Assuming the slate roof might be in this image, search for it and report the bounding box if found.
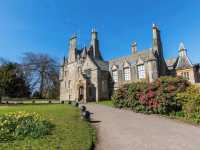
[176,56,193,69]
[176,43,193,70]
[93,59,109,71]
[166,58,178,70]
[109,48,156,66]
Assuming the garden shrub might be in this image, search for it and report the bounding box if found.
[176,85,200,123]
[0,111,54,142]
[137,84,159,113]
[112,76,189,114]
[112,84,129,108]
[153,76,189,114]
[127,82,148,112]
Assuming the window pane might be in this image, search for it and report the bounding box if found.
[113,70,118,82]
[84,69,91,79]
[124,68,131,81]
[138,65,145,79]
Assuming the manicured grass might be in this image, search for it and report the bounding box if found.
[97,100,114,107]
[0,104,96,150]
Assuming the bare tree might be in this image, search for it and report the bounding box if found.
[22,52,60,99]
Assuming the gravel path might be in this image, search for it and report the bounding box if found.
[86,103,200,150]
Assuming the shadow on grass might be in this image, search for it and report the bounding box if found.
[90,120,101,124]
[0,103,61,106]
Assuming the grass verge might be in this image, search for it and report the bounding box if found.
[97,100,114,107]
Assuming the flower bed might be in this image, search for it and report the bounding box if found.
[0,111,54,142]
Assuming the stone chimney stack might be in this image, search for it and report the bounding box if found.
[68,35,77,63]
[131,42,137,54]
[152,24,163,56]
[90,28,103,60]
[152,23,168,76]
[91,28,98,40]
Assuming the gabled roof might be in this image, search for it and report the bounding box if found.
[82,54,109,71]
[123,61,130,68]
[136,56,144,65]
[111,64,118,70]
[81,47,87,58]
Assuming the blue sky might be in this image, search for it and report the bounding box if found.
[0,0,199,63]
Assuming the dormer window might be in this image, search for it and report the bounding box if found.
[137,65,145,79]
[112,70,118,83]
[111,65,118,83]
[124,67,131,81]
[136,57,145,80]
[123,62,131,81]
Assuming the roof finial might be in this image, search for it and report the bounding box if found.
[132,41,137,46]
[92,27,96,33]
[131,41,137,54]
[152,23,159,29]
[70,32,77,39]
[179,42,186,51]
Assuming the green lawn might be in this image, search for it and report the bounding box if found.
[0,104,96,150]
[97,100,114,107]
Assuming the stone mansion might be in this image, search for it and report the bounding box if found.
[59,24,200,102]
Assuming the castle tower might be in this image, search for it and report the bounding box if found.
[90,28,103,60]
[152,24,168,76]
[68,35,77,63]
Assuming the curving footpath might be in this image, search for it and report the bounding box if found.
[86,103,200,150]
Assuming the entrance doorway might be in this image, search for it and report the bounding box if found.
[78,86,84,101]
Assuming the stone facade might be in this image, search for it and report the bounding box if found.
[60,25,200,103]
[60,30,110,103]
